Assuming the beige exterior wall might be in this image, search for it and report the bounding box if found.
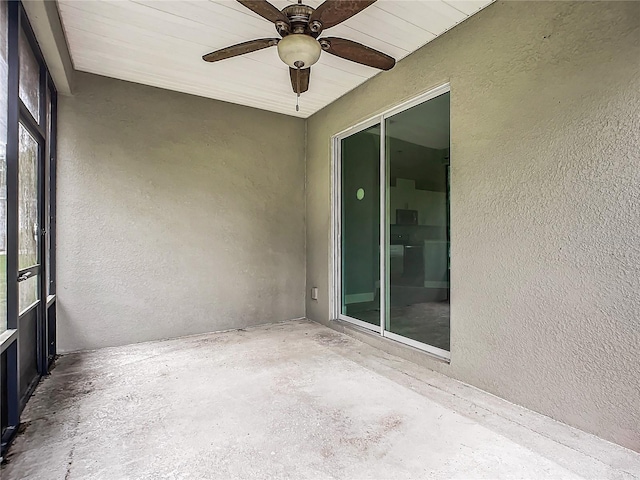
[57,73,306,352]
[305,1,640,451]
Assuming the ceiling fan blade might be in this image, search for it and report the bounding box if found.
[237,0,289,25]
[289,67,311,94]
[320,37,395,70]
[202,38,279,62]
[310,0,376,29]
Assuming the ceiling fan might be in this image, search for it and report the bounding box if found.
[202,0,396,110]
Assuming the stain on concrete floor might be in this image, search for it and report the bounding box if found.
[2,320,639,479]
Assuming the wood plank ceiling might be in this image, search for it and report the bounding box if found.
[57,0,493,118]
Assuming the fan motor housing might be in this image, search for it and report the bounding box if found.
[280,4,318,36]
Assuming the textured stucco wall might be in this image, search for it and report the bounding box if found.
[58,73,305,352]
[305,1,640,451]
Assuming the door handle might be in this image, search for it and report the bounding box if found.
[17,271,34,282]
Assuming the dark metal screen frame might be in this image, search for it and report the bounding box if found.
[0,0,57,457]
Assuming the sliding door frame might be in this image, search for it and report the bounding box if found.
[331,115,381,333]
[331,83,451,361]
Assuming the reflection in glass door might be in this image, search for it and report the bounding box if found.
[339,124,380,330]
[385,93,450,355]
[335,86,451,358]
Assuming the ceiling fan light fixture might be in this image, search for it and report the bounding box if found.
[277,34,321,69]
[202,0,395,99]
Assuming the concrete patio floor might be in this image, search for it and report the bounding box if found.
[2,319,639,479]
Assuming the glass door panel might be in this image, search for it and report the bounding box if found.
[18,275,37,312]
[18,29,39,123]
[340,124,380,328]
[385,93,451,352]
[18,123,39,313]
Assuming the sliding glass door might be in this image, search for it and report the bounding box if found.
[339,123,380,331]
[334,86,451,359]
[384,92,451,356]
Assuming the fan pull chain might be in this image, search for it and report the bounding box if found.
[296,66,301,112]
